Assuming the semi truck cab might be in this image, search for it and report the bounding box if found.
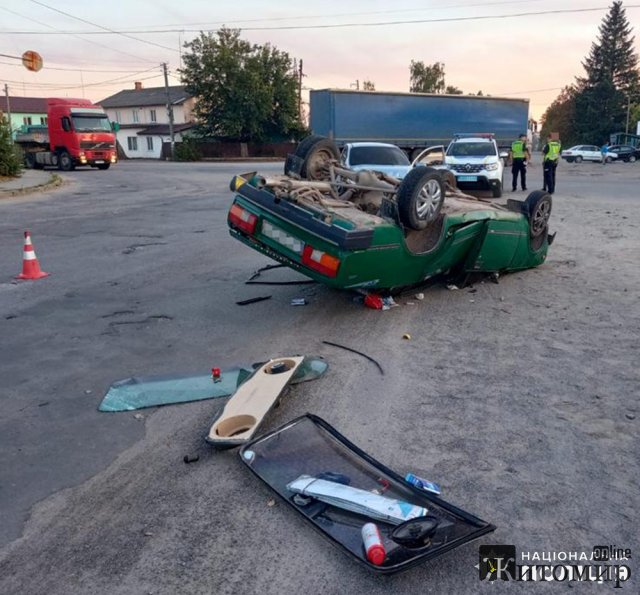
[16,98,118,171]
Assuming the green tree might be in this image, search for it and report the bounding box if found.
[0,116,22,177]
[409,61,446,93]
[540,86,578,146]
[445,85,463,95]
[572,1,639,143]
[362,80,375,91]
[180,28,305,142]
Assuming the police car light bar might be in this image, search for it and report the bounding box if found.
[453,132,495,139]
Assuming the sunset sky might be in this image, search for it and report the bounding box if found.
[1,0,639,121]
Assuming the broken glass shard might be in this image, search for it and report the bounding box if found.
[98,356,327,412]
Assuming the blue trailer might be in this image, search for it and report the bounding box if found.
[310,89,529,157]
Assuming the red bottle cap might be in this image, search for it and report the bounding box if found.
[212,367,221,379]
[367,544,386,566]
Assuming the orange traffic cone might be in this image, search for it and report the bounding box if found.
[16,231,49,280]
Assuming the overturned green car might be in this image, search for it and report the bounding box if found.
[227,136,553,291]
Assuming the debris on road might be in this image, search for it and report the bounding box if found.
[364,295,398,310]
[404,473,441,495]
[239,414,495,573]
[98,357,328,412]
[206,357,304,448]
[446,284,459,291]
[183,454,199,464]
[290,298,307,306]
[248,263,285,281]
[245,263,315,286]
[322,340,384,376]
[236,295,272,306]
[402,333,411,340]
[415,293,425,300]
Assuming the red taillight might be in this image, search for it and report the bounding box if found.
[229,204,258,234]
[302,245,341,278]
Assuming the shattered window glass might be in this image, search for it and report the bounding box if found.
[240,415,495,573]
[99,357,328,412]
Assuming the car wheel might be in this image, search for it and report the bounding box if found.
[96,163,111,170]
[574,155,583,163]
[492,180,503,198]
[628,155,636,163]
[25,153,36,169]
[605,156,613,163]
[58,151,75,171]
[523,190,552,238]
[292,135,340,181]
[565,157,574,163]
[397,167,445,230]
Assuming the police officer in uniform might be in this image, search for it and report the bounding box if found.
[542,135,561,194]
[509,133,531,191]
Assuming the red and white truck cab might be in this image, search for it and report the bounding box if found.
[15,98,118,171]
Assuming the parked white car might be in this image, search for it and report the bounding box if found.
[412,134,506,198]
[561,145,618,163]
[341,142,413,178]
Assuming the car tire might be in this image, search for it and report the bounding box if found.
[492,181,503,198]
[97,163,111,170]
[25,153,36,169]
[58,151,75,171]
[574,155,583,163]
[523,190,552,238]
[397,167,445,230]
[565,157,574,163]
[629,155,637,163]
[293,136,340,181]
[605,156,613,163]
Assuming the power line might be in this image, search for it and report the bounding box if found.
[0,60,155,74]
[0,0,547,33]
[2,71,162,91]
[28,0,179,53]
[0,6,156,64]
[210,5,640,31]
[1,4,638,33]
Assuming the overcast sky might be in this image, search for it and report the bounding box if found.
[1,0,639,120]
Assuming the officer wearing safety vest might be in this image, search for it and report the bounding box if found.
[542,135,562,194]
[509,133,531,191]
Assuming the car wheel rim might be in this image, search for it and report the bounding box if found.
[307,149,333,180]
[532,200,551,235]
[416,179,442,219]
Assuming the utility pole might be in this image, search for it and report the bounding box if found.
[298,59,303,122]
[625,94,631,135]
[162,62,175,160]
[4,84,11,135]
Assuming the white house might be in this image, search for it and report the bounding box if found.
[99,82,195,159]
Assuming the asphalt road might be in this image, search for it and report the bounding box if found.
[0,159,638,594]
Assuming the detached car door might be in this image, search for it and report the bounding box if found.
[410,146,446,168]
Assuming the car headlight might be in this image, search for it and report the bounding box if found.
[485,162,499,171]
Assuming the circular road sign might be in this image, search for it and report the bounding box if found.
[22,50,43,72]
